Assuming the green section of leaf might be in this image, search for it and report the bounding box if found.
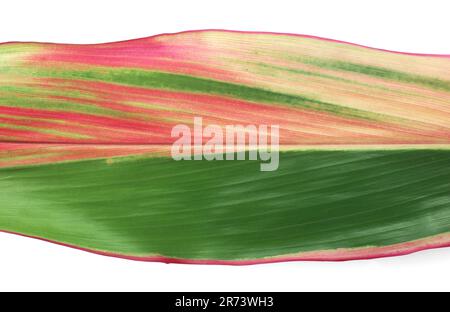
[296,56,450,92]
[0,150,449,260]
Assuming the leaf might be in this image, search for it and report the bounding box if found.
[0,30,449,263]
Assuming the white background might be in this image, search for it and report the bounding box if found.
[1,0,449,292]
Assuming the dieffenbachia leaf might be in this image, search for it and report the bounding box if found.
[0,30,449,264]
